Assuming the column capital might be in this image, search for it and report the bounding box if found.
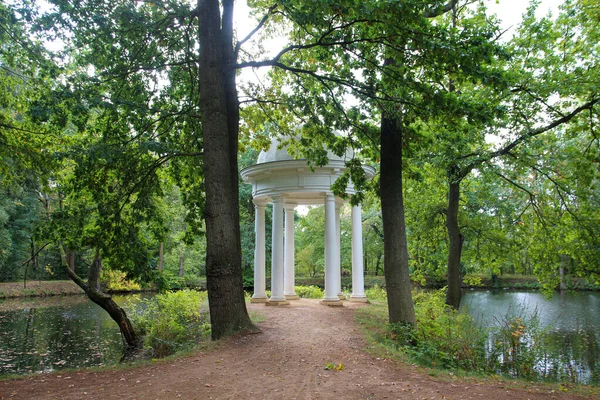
[322,192,335,201]
[253,198,268,208]
[284,202,297,211]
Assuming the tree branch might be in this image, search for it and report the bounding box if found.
[424,0,459,18]
[234,4,279,59]
[21,242,51,266]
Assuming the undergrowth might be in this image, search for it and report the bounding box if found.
[356,289,600,385]
[126,289,211,357]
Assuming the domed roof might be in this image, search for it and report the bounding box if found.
[257,134,353,164]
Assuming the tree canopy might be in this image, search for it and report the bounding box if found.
[0,0,598,345]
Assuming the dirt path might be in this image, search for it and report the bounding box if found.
[0,299,593,399]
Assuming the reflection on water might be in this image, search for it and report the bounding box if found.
[0,294,146,376]
[461,290,600,384]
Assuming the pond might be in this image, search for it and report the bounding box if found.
[0,294,148,376]
[461,290,600,384]
[1,290,599,382]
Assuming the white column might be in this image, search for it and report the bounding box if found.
[269,196,288,304]
[350,204,367,302]
[284,204,299,299]
[322,193,341,305]
[251,201,267,302]
[335,202,344,300]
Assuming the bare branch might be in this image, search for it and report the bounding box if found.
[235,3,279,59]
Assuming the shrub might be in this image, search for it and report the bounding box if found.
[365,284,387,301]
[100,269,141,292]
[462,274,483,287]
[365,288,586,383]
[295,285,324,299]
[127,289,210,357]
[407,290,487,371]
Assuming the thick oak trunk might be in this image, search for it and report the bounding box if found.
[446,179,464,309]
[198,0,254,340]
[380,114,416,326]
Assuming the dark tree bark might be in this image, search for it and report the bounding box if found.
[60,246,139,350]
[197,0,255,340]
[380,113,416,326]
[446,176,464,309]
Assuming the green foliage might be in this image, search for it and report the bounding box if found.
[402,290,487,371]
[360,288,598,383]
[127,290,210,357]
[365,284,387,302]
[488,310,546,381]
[294,285,324,299]
[100,269,141,292]
[462,275,483,288]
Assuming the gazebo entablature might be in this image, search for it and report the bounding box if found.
[241,136,375,307]
[241,159,371,206]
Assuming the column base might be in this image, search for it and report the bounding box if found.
[266,300,290,306]
[349,296,369,303]
[284,294,300,300]
[320,299,344,307]
[250,297,268,303]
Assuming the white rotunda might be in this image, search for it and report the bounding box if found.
[240,135,376,306]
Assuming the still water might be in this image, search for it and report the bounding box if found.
[1,291,599,381]
[0,294,145,376]
[461,290,600,384]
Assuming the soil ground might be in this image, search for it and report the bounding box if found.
[0,299,594,400]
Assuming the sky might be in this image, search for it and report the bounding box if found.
[230,0,566,213]
[234,0,564,39]
[232,0,565,94]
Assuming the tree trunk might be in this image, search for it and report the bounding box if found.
[158,242,164,271]
[198,0,254,340]
[380,113,416,326]
[178,246,185,277]
[30,236,38,271]
[559,254,568,291]
[59,245,139,350]
[446,178,464,309]
[375,253,382,276]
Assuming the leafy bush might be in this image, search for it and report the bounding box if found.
[127,289,210,357]
[365,284,387,301]
[295,285,324,299]
[462,274,483,287]
[100,269,141,292]
[361,288,591,383]
[154,272,206,291]
[406,290,487,371]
